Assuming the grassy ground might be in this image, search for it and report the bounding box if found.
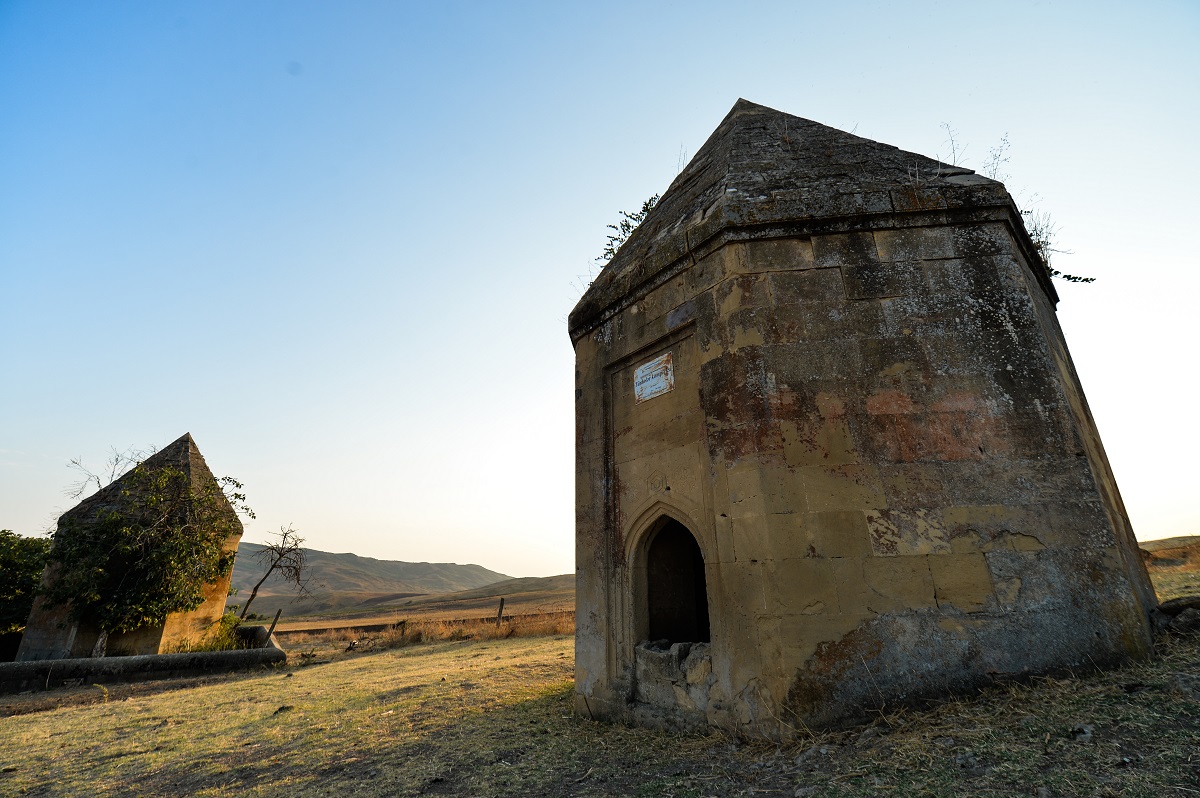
[279,611,575,656]
[1,571,1196,797]
[1152,570,1200,603]
[2,630,1198,797]
[272,592,574,633]
[1,636,577,796]
[267,576,574,632]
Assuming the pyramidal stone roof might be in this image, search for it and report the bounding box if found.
[570,99,1020,336]
[59,433,239,531]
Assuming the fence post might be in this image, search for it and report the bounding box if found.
[266,609,282,641]
[495,597,505,626]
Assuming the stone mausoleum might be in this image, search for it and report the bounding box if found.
[17,433,242,660]
[569,100,1157,735]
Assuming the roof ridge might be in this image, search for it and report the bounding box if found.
[58,433,232,524]
[570,99,1013,336]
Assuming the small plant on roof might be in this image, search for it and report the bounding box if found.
[953,125,1095,284]
[598,194,659,264]
[1022,209,1094,283]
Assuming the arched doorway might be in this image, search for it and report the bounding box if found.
[645,518,710,643]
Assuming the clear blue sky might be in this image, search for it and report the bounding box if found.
[2,1,1197,577]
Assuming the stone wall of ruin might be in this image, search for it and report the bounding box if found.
[573,210,1157,735]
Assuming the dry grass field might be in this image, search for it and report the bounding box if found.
[271,574,574,634]
[0,565,1196,797]
[1143,536,1200,603]
[280,610,576,655]
[1,636,578,796]
[2,631,1198,797]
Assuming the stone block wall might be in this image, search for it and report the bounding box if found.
[573,212,1156,735]
[17,531,241,660]
[17,433,244,661]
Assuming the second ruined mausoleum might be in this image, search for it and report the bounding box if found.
[17,433,243,660]
[569,100,1156,735]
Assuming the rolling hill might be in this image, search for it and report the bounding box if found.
[226,542,511,618]
[1142,534,1200,601]
[272,573,576,631]
[1141,534,1200,565]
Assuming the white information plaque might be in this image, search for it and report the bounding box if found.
[634,352,674,404]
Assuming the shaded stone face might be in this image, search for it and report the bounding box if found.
[570,100,1156,737]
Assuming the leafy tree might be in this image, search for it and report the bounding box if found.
[598,194,659,263]
[42,446,252,656]
[237,524,313,620]
[0,530,52,634]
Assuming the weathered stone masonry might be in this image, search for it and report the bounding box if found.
[17,433,242,661]
[569,100,1157,736]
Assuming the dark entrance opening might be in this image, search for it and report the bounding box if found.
[646,519,710,643]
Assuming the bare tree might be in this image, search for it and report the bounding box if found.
[66,445,154,499]
[238,525,312,620]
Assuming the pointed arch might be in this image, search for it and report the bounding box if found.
[646,518,710,643]
[627,505,711,645]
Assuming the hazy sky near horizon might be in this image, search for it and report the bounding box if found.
[1,1,1197,578]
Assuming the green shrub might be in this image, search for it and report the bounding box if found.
[0,530,51,634]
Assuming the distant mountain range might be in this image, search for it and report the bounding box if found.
[226,542,511,618]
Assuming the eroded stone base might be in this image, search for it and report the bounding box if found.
[631,641,715,732]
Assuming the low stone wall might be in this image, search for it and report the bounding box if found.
[0,637,285,694]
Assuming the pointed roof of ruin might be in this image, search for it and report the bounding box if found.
[570,99,1021,336]
[58,433,241,534]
